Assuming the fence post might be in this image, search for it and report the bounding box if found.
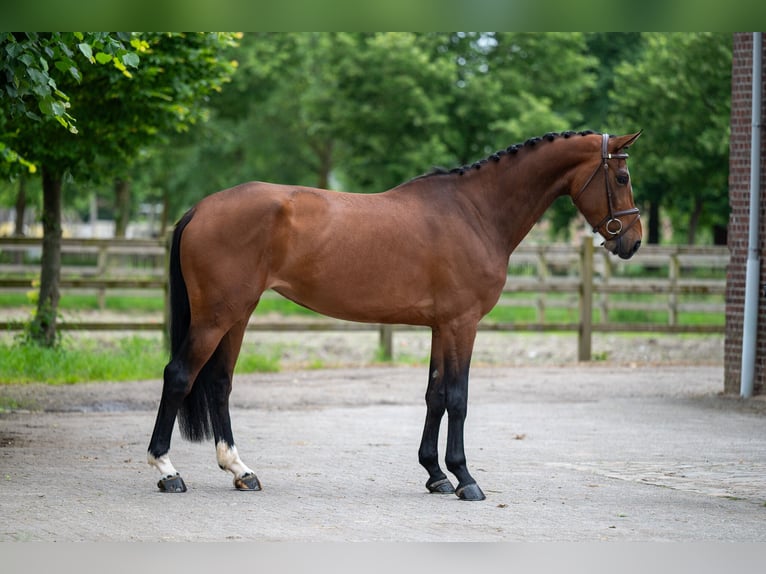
[578,236,594,361]
[599,250,612,323]
[97,243,108,310]
[537,247,548,322]
[668,251,680,326]
[379,325,393,361]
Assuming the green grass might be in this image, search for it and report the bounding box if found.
[233,344,281,374]
[0,336,168,384]
[0,336,283,385]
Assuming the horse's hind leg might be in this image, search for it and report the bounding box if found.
[207,319,261,491]
[147,327,224,492]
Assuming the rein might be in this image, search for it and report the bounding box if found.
[573,133,640,239]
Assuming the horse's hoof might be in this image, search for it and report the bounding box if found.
[234,472,261,491]
[455,482,485,501]
[426,477,456,494]
[157,473,187,493]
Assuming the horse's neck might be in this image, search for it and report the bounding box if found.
[466,149,576,256]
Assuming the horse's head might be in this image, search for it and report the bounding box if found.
[570,132,643,260]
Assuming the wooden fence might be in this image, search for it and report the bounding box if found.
[0,236,728,360]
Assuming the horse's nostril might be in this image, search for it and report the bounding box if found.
[632,240,641,254]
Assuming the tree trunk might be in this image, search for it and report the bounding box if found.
[647,200,660,244]
[114,177,131,238]
[687,197,703,244]
[315,140,333,190]
[31,167,63,347]
[160,191,170,237]
[14,174,27,237]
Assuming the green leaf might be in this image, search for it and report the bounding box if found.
[57,42,73,58]
[38,96,53,116]
[26,65,45,83]
[78,42,94,62]
[95,52,113,65]
[122,52,140,68]
[50,100,66,117]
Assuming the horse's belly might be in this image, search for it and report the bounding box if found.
[270,275,437,326]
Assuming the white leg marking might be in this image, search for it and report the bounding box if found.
[216,441,255,480]
[147,453,178,479]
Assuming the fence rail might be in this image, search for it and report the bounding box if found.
[0,236,728,360]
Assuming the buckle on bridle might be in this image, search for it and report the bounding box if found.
[605,218,623,236]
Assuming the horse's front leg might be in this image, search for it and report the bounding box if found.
[444,370,485,501]
[443,322,485,501]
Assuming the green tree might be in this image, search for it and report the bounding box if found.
[1,33,138,171]
[609,32,732,244]
[1,32,238,345]
[2,32,141,345]
[107,33,238,236]
[325,33,452,192]
[580,33,644,129]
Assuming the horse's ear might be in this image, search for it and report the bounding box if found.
[612,130,642,152]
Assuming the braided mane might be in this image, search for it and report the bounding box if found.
[412,130,598,181]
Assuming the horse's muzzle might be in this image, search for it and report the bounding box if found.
[604,237,641,260]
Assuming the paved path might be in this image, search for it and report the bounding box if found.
[1,364,765,541]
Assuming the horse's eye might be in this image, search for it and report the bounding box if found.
[616,174,629,185]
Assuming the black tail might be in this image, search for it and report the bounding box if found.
[167,208,195,359]
[165,209,214,442]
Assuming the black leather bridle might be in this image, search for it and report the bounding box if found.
[572,133,640,239]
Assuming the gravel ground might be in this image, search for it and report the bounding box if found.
[6,316,761,544]
[2,360,765,543]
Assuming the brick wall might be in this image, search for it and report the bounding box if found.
[725,33,766,394]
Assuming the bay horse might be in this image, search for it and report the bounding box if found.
[148,130,642,500]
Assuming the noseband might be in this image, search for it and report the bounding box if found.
[573,133,640,239]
